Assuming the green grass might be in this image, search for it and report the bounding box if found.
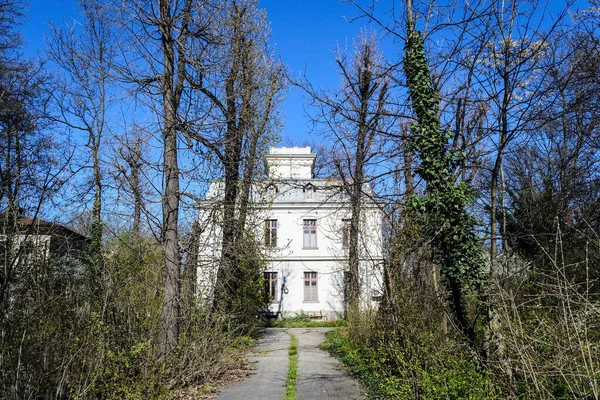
[261,312,347,328]
[269,319,344,328]
[284,330,299,400]
[320,327,391,398]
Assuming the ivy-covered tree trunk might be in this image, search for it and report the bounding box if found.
[403,9,485,345]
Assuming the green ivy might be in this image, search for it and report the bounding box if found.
[403,28,486,341]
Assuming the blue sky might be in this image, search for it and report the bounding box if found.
[21,0,585,145]
[258,0,380,143]
[22,0,386,145]
[19,0,589,224]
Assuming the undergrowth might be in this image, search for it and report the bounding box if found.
[322,327,501,399]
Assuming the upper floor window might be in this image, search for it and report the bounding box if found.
[342,219,351,249]
[264,219,277,247]
[303,219,317,248]
[264,271,278,301]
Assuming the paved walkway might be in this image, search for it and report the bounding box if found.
[215,328,364,400]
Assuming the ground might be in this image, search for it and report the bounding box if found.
[214,327,364,400]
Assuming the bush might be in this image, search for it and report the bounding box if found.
[493,254,600,399]
[0,231,248,399]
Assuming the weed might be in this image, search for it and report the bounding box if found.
[284,330,299,400]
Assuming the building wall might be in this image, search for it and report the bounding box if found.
[197,194,383,319]
[261,200,383,319]
[196,147,384,320]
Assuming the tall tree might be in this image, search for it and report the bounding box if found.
[117,0,282,349]
[191,0,284,313]
[303,30,390,320]
[403,0,485,344]
[117,0,206,354]
[47,0,117,284]
[504,24,600,279]
[473,0,570,276]
[0,0,61,308]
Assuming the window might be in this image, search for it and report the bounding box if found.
[342,219,351,249]
[264,272,278,301]
[304,271,318,301]
[264,219,277,247]
[266,184,278,201]
[304,183,315,199]
[303,219,317,248]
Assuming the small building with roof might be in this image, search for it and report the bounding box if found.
[0,214,87,266]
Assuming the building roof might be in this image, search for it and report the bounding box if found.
[204,178,377,206]
[0,214,88,241]
[201,147,378,207]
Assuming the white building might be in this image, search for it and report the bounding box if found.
[197,146,383,320]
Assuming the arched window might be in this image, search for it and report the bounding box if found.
[266,183,278,201]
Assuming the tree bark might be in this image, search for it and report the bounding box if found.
[159,0,185,354]
[215,5,245,311]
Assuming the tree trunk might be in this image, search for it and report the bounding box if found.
[159,0,181,354]
[214,4,247,312]
[402,131,414,197]
[348,143,364,321]
[182,220,201,310]
[131,155,141,235]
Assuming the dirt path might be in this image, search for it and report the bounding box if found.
[215,327,364,400]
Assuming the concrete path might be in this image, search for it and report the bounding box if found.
[292,328,363,400]
[216,328,290,400]
[215,327,364,400]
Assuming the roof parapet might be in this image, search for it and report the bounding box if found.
[264,146,316,180]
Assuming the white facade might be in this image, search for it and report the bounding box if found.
[197,146,383,320]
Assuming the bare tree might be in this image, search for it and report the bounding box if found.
[113,126,149,235]
[0,0,63,313]
[302,30,390,320]
[115,0,283,350]
[472,0,572,276]
[115,0,207,354]
[47,0,118,277]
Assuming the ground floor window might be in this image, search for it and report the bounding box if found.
[304,271,318,301]
[264,271,278,301]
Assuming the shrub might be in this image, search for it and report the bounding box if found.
[0,231,249,399]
